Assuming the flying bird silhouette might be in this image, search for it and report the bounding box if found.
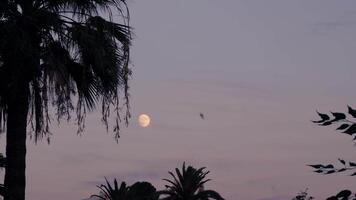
[199,113,205,120]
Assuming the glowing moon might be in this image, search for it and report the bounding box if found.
[138,114,151,127]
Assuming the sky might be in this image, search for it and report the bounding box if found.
[2,0,356,200]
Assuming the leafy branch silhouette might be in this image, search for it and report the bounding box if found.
[325,190,356,200]
[312,106,356,138]
[311,106,356,176]
[308,159,356,176]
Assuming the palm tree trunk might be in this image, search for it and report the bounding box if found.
[3,83,29,200]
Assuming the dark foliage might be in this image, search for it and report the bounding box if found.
[0,0,132,141]
[130,182,158,200]
[291,189,356,200]
[291,189,314,200]
[91,164,224,200]
[311,106,356,176]
[312,106,356,138]
[159,163,224,200]
[1,1,131,199]
[309,106,356,199]
[308,159,356,176]
[92,179,158,200]
[326,190,356,200]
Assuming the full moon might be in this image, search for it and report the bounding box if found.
[138,114,151,127]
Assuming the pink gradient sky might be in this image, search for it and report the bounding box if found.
[1,0,356,199]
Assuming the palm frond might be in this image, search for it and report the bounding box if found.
[92,178,129,200]
[0,1,17,20]
[68,22,128,93]
[33,9,65,32]
[194,190,225,200]
[43,0,128,19]
[86,16,131,43]
[0,0,131,141]
[161,163,224,200]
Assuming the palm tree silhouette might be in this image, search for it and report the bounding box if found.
[0,1,131,199]
[94,179,131,200]
[93,179,158,200]
[159,163,224,200]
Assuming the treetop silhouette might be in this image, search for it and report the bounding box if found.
[159,163,224,200]
[0,0,132,140]
[91,163,225,200]
[0,1,132,199]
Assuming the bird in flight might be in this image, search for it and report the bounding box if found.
[199,113,205,120]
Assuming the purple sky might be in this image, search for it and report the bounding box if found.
[1,1,356,200]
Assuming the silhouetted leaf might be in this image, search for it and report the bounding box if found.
[338,168,347,172]
[348,106,356,118]
[349,162,356,167]
[312,119,326,123]
[343,124,356,135]
[351,172,356,176]
[308,164,323,169]
[325,170,335,174]
[314,170,323,173]
[338,158,346,165]
[324,164,334,169]
[326,196,338,200]
[336,124,350,130]
[320,121,332,126]
[313,111,330,123]
[336,190,352,198]
[330,112,346,122]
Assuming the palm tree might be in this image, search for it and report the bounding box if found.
[93,179,158,200]
[159,163,224,200]
[0,1,131,199]
[94,179,131,200]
